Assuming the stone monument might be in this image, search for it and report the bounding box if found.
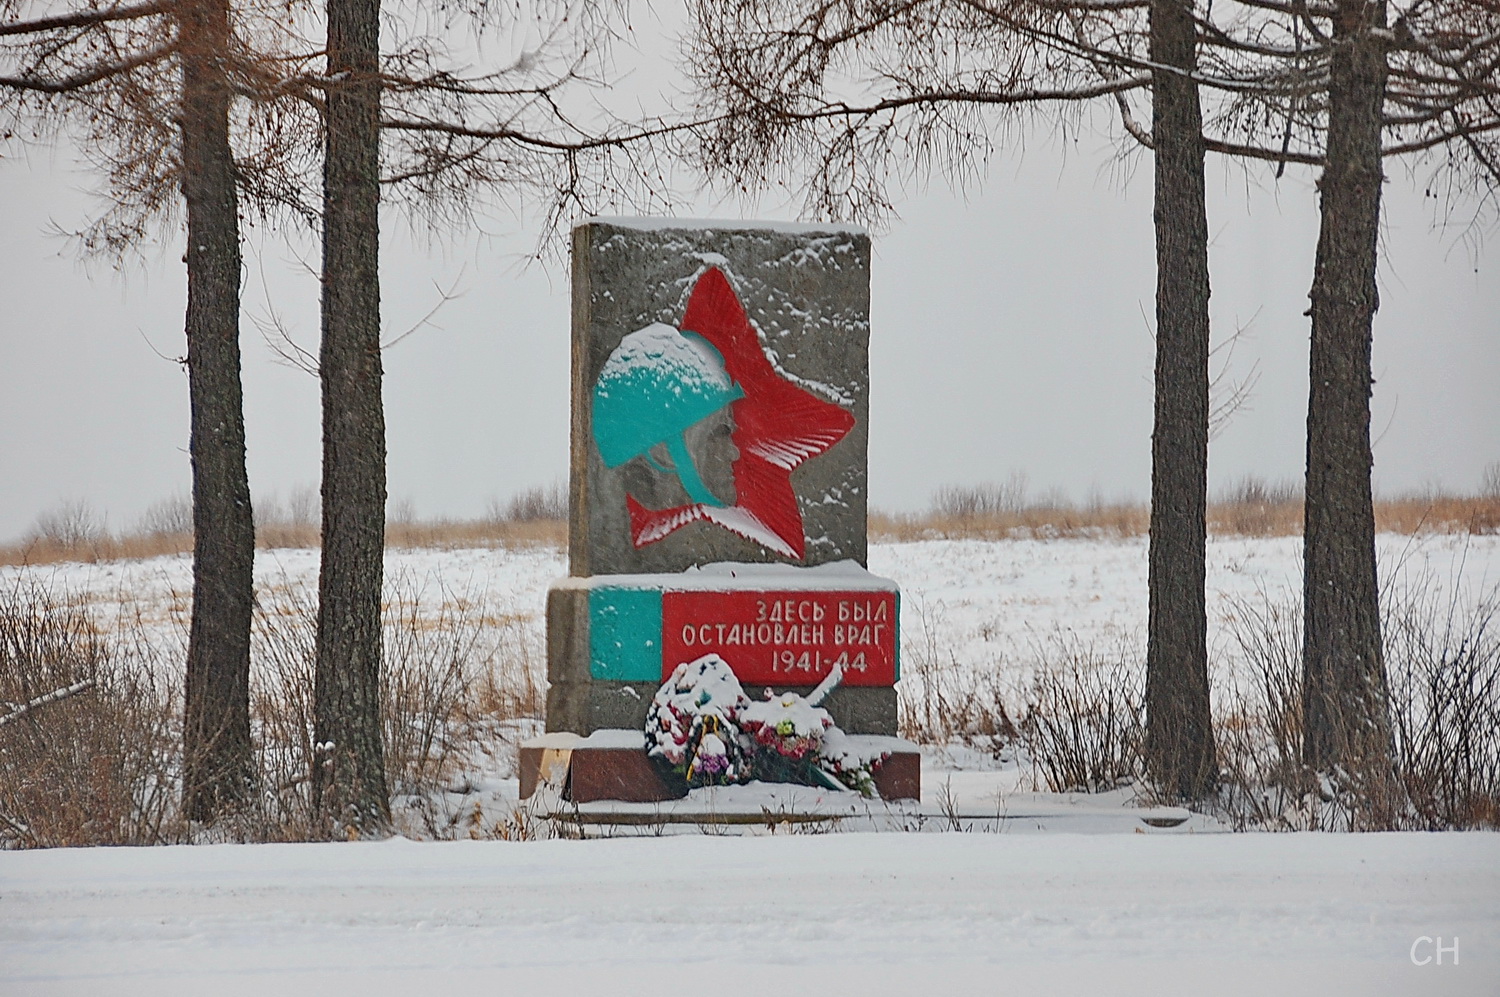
[530,217,914,805]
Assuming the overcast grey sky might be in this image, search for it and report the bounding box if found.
[1,22,1496,544]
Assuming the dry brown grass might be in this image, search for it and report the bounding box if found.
[1208,497,1304,537]
[872,504,1150,542]
[0,531,198,568]
[1375,496,1500,536]
[3,485,1495,568]
[385,518,566,550]
[0,519,567,568]
[873,493,1500,543]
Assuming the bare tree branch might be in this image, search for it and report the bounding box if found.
[0,40,173,92]
[0,0,171,37]
[0,679,95,729]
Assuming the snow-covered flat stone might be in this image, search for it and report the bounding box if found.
[545,781,1195,834]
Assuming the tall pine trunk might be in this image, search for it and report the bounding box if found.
[1302,0,1396,818]
[179,0,255,822]
[1143,0,1218,800]
[311,0,389,832]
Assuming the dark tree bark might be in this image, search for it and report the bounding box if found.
[180,0,255,822]
[1143,0,1218,801]
[1301,0,1395,807]
[311,0,390,832]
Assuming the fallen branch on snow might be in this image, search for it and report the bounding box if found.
[0,679,95,729]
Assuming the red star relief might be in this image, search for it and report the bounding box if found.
[625,267,855,558]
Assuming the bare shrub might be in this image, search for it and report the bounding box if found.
[489,482,568,523]
[388,496,418,526]
[1483,462,1500,501]
[1219,476,1301,507]
[382,588,486,796]
[286,486,319,528]
[895,609,1150,794]
[0,582,182,848]
[1215,589,1404,832]
[1,560,549,848]
[255,486,320,529]
[379,577,546,838]
[469,615,546,723]
[254,486,322,551]
[244,572,546,840]
[1215,572,1500,831]
[898,599,1017,747]
[137,492,194,537]
[881,476,1150,542]
[1021,642,1143,793]
[246,586,320,839]
[1386,574,1500,829]
[931,473,1031,520]
[29,499,107,549]
[1213,594,1316,829]
[1211,476,1302,537]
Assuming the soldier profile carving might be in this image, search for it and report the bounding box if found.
[591,267,856,559]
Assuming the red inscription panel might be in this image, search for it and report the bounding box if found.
[661,590,897,687]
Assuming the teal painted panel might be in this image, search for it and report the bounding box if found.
[589,587,664,681]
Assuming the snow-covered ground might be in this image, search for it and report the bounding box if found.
[876,531,1499,690]
[4,832,1497,995]
[3,534,1498,993]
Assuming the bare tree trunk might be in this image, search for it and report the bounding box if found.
[311,0,389,832]
[180,0,255,822]
[1143,0,1218,801]
[1302,0,1395,817]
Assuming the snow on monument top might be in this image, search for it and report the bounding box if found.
[589,215,868,236]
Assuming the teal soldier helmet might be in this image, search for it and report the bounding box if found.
[593,322,744,507]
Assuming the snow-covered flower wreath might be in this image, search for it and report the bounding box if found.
[645,654,890,796]
[645,654,752,790]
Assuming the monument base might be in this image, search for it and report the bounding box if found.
[519,730,921,803]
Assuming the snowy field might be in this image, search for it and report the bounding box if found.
[3,832,1498,995]
[12,530,1497,698]
[3,534,1498,994]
